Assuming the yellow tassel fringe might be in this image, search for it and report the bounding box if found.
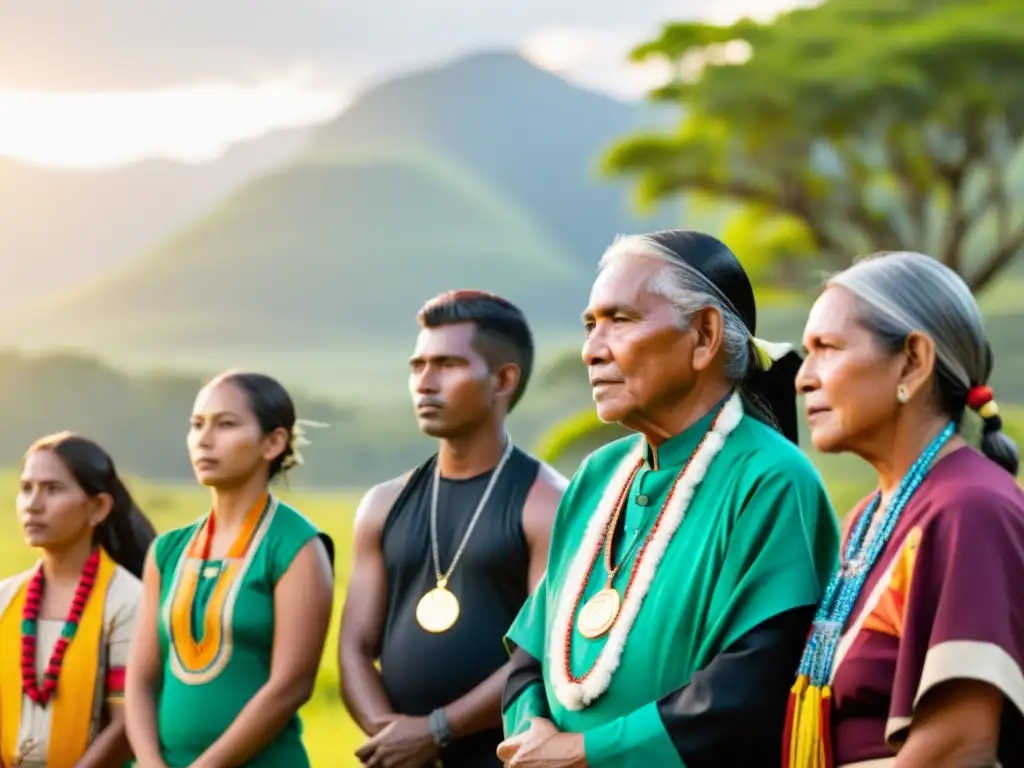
[787,675,832,768]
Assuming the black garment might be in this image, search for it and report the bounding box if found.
[501,605,816,768]
[380,447,540,767]
[502,646,550,717]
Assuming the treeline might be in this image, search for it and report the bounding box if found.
[0,349,589,487]
[7,332,1024,493]
[0,350,428,487]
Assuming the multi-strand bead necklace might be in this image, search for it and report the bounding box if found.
[784,421,955,768]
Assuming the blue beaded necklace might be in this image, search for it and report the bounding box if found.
[797,421,955,685]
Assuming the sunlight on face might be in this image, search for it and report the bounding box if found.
[408,323,494,438]
[188,380,270,489]
[798,286,904,454]
[582,258,693,426]
[17,450,99,551]
[0,79,344,169]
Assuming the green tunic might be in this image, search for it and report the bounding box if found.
[152,498,321,767]
[504,401,839,767]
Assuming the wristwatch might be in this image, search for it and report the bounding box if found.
[429,708,454,750]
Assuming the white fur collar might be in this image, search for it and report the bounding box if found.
[548,392,744,710]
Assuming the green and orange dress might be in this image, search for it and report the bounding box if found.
[153,494,326,767]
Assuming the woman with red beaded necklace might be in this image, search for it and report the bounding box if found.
[0,432,157,768]
[124,371,335,768]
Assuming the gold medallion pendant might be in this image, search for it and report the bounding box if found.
[420,437,515,635]
[416,579,461,633]
[576,587,621,639]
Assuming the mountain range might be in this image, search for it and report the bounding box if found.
[3,51,680,380]
[0,127,311,310]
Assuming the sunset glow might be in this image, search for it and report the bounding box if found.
[0,0,813,171]
[0,78,345,170]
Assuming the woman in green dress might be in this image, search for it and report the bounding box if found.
[125,371,335,768]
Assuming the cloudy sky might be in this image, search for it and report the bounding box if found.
[0,0,811,168]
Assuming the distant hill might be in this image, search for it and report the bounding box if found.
[2,51,678,377]
[11,149,583,351]
[0,348,430,486]
[0,127,312,311]
[0,347,590,487]
[312,51,680,266]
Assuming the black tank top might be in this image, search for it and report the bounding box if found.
[379,446,539,767]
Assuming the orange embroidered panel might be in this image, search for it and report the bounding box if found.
[861,527,922,639]
[167,495,271,684]
[169,560,242,673]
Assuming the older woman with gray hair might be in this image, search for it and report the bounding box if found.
[787,251,1024,768]
[497,230,840,768]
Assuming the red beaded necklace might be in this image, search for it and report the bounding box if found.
[561,414,720,684]
[21,548,101,706]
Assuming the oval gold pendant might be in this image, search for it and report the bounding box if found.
[577,587,621,639]
[416,586,460,633]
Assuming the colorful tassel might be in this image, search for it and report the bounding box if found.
[782,675,798,765]
[782,675,802,766]
[820,686,834,767]
[786,425,955,767]
[785,675,834,768]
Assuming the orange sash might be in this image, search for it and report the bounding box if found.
[0,549,116,768]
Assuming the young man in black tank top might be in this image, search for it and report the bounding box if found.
[340,290,566,768]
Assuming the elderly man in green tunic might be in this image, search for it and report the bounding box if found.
[497,230,840,768]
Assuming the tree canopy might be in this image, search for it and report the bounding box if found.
[605,0,1024,292]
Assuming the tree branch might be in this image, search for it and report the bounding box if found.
[968,220,1024,294]
[993,160,1011,244]
[883,123,931,252]
[938,110,988,272]
[963,164,1010,249]
[826,138,903,252]
[666,172,847,258]
[938,174,970,271]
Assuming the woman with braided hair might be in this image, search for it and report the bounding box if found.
[787,251,1024,767]
[0,432,155,768]
[125,371,335,768]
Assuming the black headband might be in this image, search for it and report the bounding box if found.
[646,229,802,445]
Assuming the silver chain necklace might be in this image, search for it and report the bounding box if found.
[429,434,514,587]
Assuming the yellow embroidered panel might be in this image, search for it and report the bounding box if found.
[165,496,275,685]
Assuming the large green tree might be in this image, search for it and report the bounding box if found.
[605,0,1024,292]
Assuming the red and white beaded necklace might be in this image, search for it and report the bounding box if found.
[549,392,743,711]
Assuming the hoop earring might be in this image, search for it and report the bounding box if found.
[896,385,909,404]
